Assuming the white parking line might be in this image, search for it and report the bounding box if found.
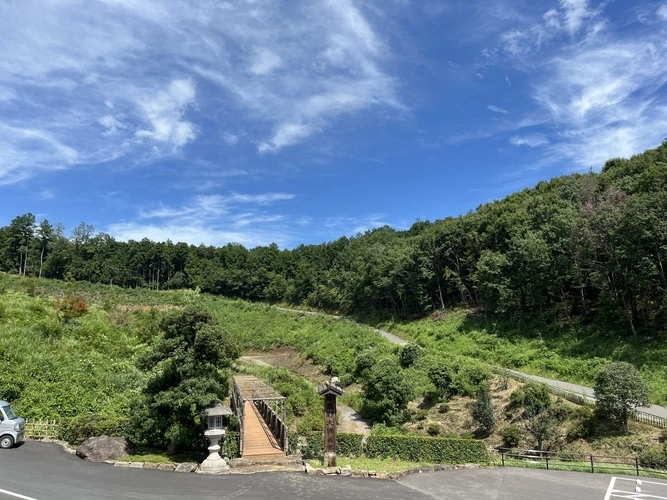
[0,488,39,500]
[604,477,667,500]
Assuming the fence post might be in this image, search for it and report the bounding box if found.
[546,456,549,470]
[636,457,640,476]
[590,454,594,474]
[501,451,505,467]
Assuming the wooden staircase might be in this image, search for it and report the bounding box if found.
[242,401,285,458]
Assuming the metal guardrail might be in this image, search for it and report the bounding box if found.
[496,448,667,477]
[494,368,667,429]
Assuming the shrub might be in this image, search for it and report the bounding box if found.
[399,343,421,368]
[640,444,667,470]
[223,431,240,458]
[365,435,489,463]
[61,414,129,445]
[470,386,495,432]
[438,403,450,414]
[55,296,88,321]
[337,433,364,457]
[522,383,552,417]
[414,409,428,421]
[427,423,441,436]
[500,425,521,448]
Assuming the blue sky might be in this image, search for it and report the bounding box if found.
[1,0,667,248]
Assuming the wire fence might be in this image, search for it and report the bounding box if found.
[25,419,61,439]
[496,448,667,478]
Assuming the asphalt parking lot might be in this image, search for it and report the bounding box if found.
[2,441,667,500]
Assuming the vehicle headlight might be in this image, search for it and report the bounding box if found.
[14,423,20,432]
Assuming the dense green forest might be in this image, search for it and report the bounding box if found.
[2,141,667,337]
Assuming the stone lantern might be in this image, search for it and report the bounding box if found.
[198,399,233,475]
[317,377,344,467]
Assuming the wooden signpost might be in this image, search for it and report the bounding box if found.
[317,378,344,467]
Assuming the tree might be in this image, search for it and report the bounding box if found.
[131,306,239,453]
[594,362,650,432]
[36,219,54,279]
[362,357,414,426]
[470,386,495,433]
[524,409,560,451]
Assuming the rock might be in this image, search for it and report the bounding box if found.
[113,461,130,468]
[128,462,144,469]
[339,466,352,477]
[175,462,197,473]
[157,463,176,471]
[76,436,136,463]
[143,463,159,470]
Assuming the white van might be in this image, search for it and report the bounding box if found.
[0,401,25,448]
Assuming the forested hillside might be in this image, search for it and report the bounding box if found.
[2,141,666,336]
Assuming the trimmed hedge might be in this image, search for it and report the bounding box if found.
[337,433,364,457]
[364,436,489,464]
[60,414,129,446]
[298,432,364,458]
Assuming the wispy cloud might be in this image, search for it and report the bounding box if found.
[487,105,508,114]
[510,133,549,147]
[114,191,297,248]
[0,0,401,184]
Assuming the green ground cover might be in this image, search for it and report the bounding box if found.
[375,310,667,405]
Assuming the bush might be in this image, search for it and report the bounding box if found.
[399,343,421,368]
[55,296,88,321]
[365,435,489,463]
[522,383,552,417]
[640,444,667,470]
[61,413,129,445]
[428,356,490,399]
[297,432,364,458]
[427,423,441,436]
[499,425,521,448]
[223,431,240,458]
[337,433,364,457]
[438,403,450,414]
[470,386,495,431]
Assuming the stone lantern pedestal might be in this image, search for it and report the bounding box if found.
[317,377,344,468]
[198,400,233,475]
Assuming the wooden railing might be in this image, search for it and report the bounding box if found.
[255,400,288,454]
[497,448,667,477]
[25,419,61,439]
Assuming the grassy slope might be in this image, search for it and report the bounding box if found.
[375,310,667,406]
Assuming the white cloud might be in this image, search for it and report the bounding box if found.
[99,115,127,135]
[532,34,667,169]
[250,49,283,75]
[510,133,549,147]
[135,79,197,148]
[499,0,603,57]
[487,105,508,114]
[222,133,238,145]
[114,191,298,247]
[0,0,401,184]
[658,4,667,20]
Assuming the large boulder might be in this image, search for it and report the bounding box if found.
[76,436,136,462]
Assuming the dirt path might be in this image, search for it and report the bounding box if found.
[237,353,371,437]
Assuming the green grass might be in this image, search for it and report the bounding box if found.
[308,457,435,473]
[117,447,206,464]
[495,457,667,479]
[374,310,667,405]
